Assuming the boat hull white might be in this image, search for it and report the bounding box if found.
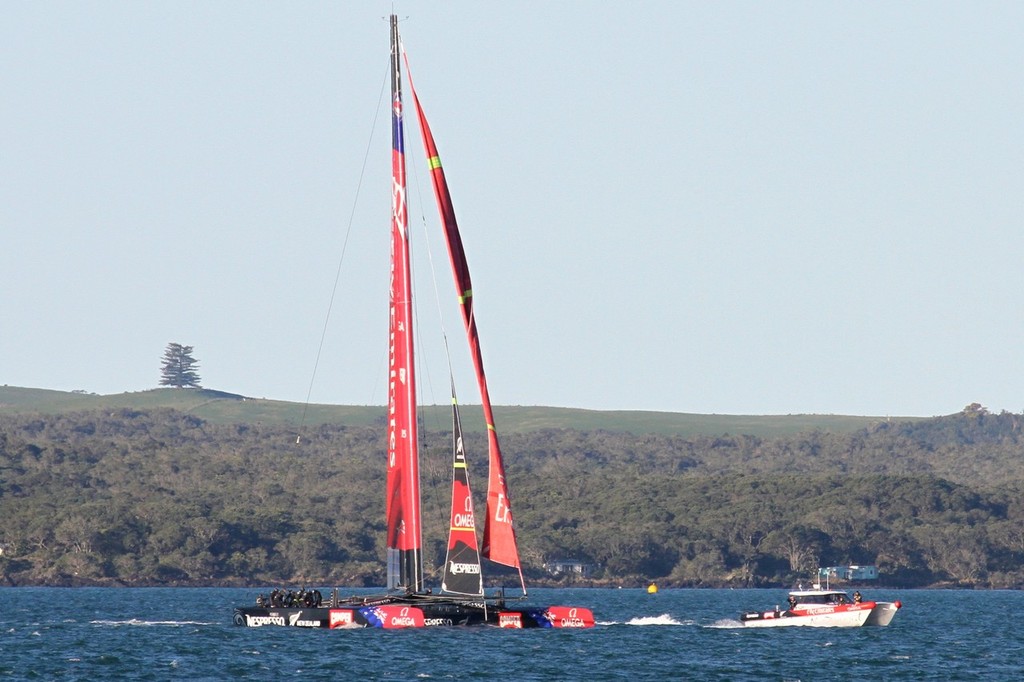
[741,590,902,628]
[864,601,900,626]
[742,604,873,628]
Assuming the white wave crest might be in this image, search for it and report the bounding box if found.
[91,619,215,627]
[705,619,744,629]
[625,614,686,626]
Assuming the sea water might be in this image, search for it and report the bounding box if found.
[0,587,1020,680]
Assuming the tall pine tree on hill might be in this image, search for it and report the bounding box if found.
[159,343,201,388]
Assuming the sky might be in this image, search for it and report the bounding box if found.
[2,1,1022,417]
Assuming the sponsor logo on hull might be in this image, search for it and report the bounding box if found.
[330,609,356,629]
[548,606,595,628]
[802,603,870,617]
[499,612,523,629]
[360,605,426,629]
[288,611,322,627]
[246,615,286,627]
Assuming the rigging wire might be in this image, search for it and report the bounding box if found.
[295,64,390,444]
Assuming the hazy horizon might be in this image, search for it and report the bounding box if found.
[3,1,1022,418]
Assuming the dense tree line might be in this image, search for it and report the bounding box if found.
[1,405,1023,588]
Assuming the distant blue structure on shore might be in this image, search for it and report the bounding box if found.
[819,565,879,581]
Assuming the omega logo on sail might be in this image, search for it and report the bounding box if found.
[454,496,475,528]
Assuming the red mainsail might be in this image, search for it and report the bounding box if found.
[405,64,523,577]
[385,16,423,593]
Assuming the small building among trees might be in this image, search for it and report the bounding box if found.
[159,342,201,388]
[543,559,595,578]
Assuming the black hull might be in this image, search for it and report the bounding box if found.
[234,593,594,629]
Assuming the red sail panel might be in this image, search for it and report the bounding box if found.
[440,387,484,596]
[385,16,423,592]
[405,64,521,572]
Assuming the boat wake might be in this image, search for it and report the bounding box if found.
[91,619,215,627]
[705,619,744,629]
[619,614,688,626]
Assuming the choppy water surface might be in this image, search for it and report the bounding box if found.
[1,587,1020,680]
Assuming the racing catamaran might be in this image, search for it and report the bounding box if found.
[234,15,594,630]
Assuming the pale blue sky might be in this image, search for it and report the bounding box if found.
[2,1,1022,417]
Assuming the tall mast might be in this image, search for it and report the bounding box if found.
[384,14,423,593]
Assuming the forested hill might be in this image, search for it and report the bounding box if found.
[2,393,1022,589]
[0,386,896,436]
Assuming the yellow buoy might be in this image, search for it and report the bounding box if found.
[647,583,658,594]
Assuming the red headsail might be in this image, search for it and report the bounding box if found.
[405,63,523,578]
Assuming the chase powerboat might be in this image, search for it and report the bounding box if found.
[740,587,901,628]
